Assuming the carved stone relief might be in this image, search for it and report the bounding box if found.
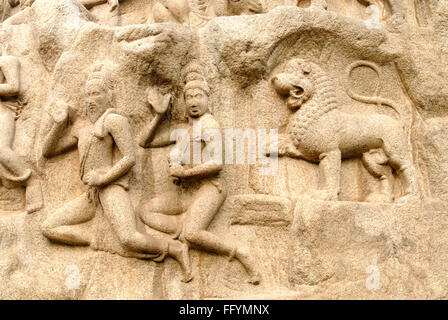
[0,0,447,300]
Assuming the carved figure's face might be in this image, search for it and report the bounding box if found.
[271,70,314,111]
[86,80,109,123]
[185,88,209,118]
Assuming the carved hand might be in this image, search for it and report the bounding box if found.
[277,142,289,157]
[147,87,172,114]
[85,170,106,187]
[169,163,186,178]
[265,133,289,157]
[50,102,72,124]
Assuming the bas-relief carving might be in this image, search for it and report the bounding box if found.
[270,58,419,203]
[0,56,43,214]
[136,64,260,284]
[0,0,447,299]
[79,0,266,26]
[78,0,331,26]
[41,63,192,281]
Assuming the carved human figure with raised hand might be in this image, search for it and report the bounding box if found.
[41,63,191,281]
[137,64,260,284]
[0,55,43,213]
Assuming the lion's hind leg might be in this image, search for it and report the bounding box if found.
[362,149,393,203]
[382,135,420,201]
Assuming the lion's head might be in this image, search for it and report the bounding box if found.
[270,58,338,146]
[271,59,316,111]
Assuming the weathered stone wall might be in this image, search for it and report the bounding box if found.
[0,0,447,299]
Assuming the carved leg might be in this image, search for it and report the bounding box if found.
[397,165,420,200]
[0,109,31,180]
[25,174,44,214]
[362,149,393,203]
[308,149,341,201]
[0,147,31,180]
[382,138,420,201]
[100,185,192,281]
[139,211,181,238]
[100,185,168,255]
[183,182,260,284]
[42,193,95,246]
[138,190,186,215]
[137,190,185,237]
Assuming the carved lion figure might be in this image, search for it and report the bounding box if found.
[271,58,420,202]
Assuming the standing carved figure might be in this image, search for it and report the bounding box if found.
[270,58,420,202]
[137,64,260,284]
[41,63,191,281]
[0,56,43,213]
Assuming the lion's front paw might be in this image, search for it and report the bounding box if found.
[306,189,338,202]
[265,134,289,157]
[277,143,290,157]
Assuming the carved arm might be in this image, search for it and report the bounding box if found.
[137,113,166,148]
[98,114,136,186]
[180,161,223,179]
[138,89,173,148]
[0,56,20,97]
[42,106,78,158]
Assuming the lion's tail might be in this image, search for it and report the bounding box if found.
[346,60,402,118]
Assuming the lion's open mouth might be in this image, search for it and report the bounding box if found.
[291,86,304,98]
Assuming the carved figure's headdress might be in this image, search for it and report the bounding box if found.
[85,62,116,111]
[86,63,114,91]
[183,62,210,96]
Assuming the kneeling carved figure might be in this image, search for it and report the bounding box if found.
[270,58,420,203]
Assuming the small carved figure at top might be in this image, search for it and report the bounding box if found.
[80,0,119,12]
[79,0,121,26]
[151,0,264,26]
[151,0,191,25]
[0,55,43,213]
[41,63,192,281]
[270,58,420,203]
[136,63,261,284]
[308,0,327,11]
[208,0,264,16]
[294,0,327,10]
